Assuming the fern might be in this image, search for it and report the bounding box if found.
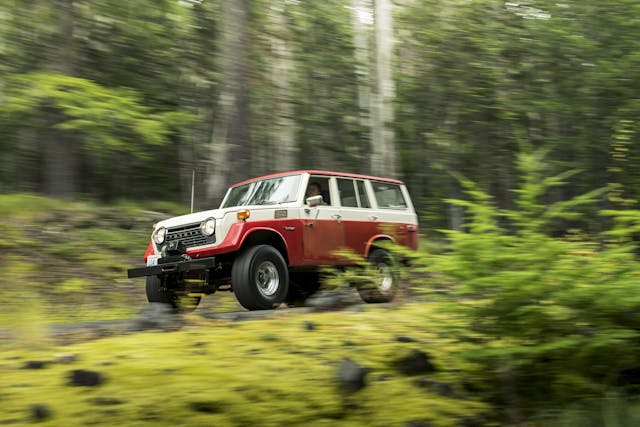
[414,148,640,420]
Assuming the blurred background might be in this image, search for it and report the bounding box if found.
[1,0,638,233]
[2,2,640,425]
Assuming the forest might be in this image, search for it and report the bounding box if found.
[2,0,639,233]
[2,1,640,425]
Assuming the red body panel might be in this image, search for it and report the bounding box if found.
[141,170,418,266]
[302,219,345,264]
[144,219,417,265]
[185,220,304,264]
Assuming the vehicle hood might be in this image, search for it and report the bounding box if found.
[155,208,229,229]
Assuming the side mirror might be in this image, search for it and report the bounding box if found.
[306,195,323,207]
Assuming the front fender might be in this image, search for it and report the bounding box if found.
[143,240,155,264]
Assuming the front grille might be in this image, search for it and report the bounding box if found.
[165,223,215,249]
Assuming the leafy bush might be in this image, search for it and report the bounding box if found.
[414,149,640,421]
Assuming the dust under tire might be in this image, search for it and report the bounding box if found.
[358,248,397,303]
[285,272,322,307]
[232,245,289,310]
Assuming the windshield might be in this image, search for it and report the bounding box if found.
[221,174,302,208]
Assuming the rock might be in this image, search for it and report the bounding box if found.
[88,397,126,406]
[131,303,183,331]
[306,289,361,310]
[394,349,436,375]
[259,333,279,342]
[189,401,223,414]
[53,354,78,364]
[304,321,316,331]
[376,373,392,382]
[29,404,52,422]
[337,359,367,392]
[22,361,48,369]
[395,335,417,343]
[414,378,456,397]
[68,369,104,387]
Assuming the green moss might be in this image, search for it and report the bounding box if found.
[0,305,489,426]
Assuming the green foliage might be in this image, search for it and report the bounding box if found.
[1,72,193,159]
[536,393,640,427]
[395,0,640,232]
[414,149,640,419]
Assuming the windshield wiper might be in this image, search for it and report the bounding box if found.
[254,200,280,205]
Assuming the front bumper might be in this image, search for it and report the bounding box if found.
[127,257,217,278]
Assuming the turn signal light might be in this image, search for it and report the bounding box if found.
[237,209,250,221]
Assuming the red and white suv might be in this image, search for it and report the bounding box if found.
[128,170,418,310]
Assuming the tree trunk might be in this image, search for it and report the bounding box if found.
[43,113,77,197]
[351,0,373,173]
[206,0,250,204]
[268,2,296,172]
[370,0,397,177]
[42,0,77,197]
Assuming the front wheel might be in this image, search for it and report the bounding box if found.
[232,245,289,310]
[357,248,397,303]
[145,275,201,312]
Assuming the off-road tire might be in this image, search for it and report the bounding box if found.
[358,248,397,303]
[145,275,201,312]
[146,276,173,304]
[232,245,289,310]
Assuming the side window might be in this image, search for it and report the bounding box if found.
[337,178,358,207]
[306,176,332,205]
[356,180,371,208]
[372,181,407,209]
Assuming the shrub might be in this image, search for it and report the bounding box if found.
[414,149,640,421]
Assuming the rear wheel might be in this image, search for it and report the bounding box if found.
[357,248,397,303]
[232,245,289,310]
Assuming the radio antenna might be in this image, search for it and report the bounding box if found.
[190,169,195,213]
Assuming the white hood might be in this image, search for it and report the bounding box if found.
[155,208,229,229]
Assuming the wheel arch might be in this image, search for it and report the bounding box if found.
[239,228,290,264]
[365,235,395,258]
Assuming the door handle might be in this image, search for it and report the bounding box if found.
[331,214,342,220]
[368,215,378,221]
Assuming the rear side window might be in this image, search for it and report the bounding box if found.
[337,178,358,207]
[372,182,407,209]
[356,180,371,208]
[338,178,372,208]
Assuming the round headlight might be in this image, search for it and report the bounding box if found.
[153,226,167,245]
[200,218,216,236]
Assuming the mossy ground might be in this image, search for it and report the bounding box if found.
[0,193,184,325]
[1,304,488,426]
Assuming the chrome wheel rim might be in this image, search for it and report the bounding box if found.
[256,261,280,297]
[378,264,394,292]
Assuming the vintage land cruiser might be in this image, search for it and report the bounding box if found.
[127,170,418,310]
